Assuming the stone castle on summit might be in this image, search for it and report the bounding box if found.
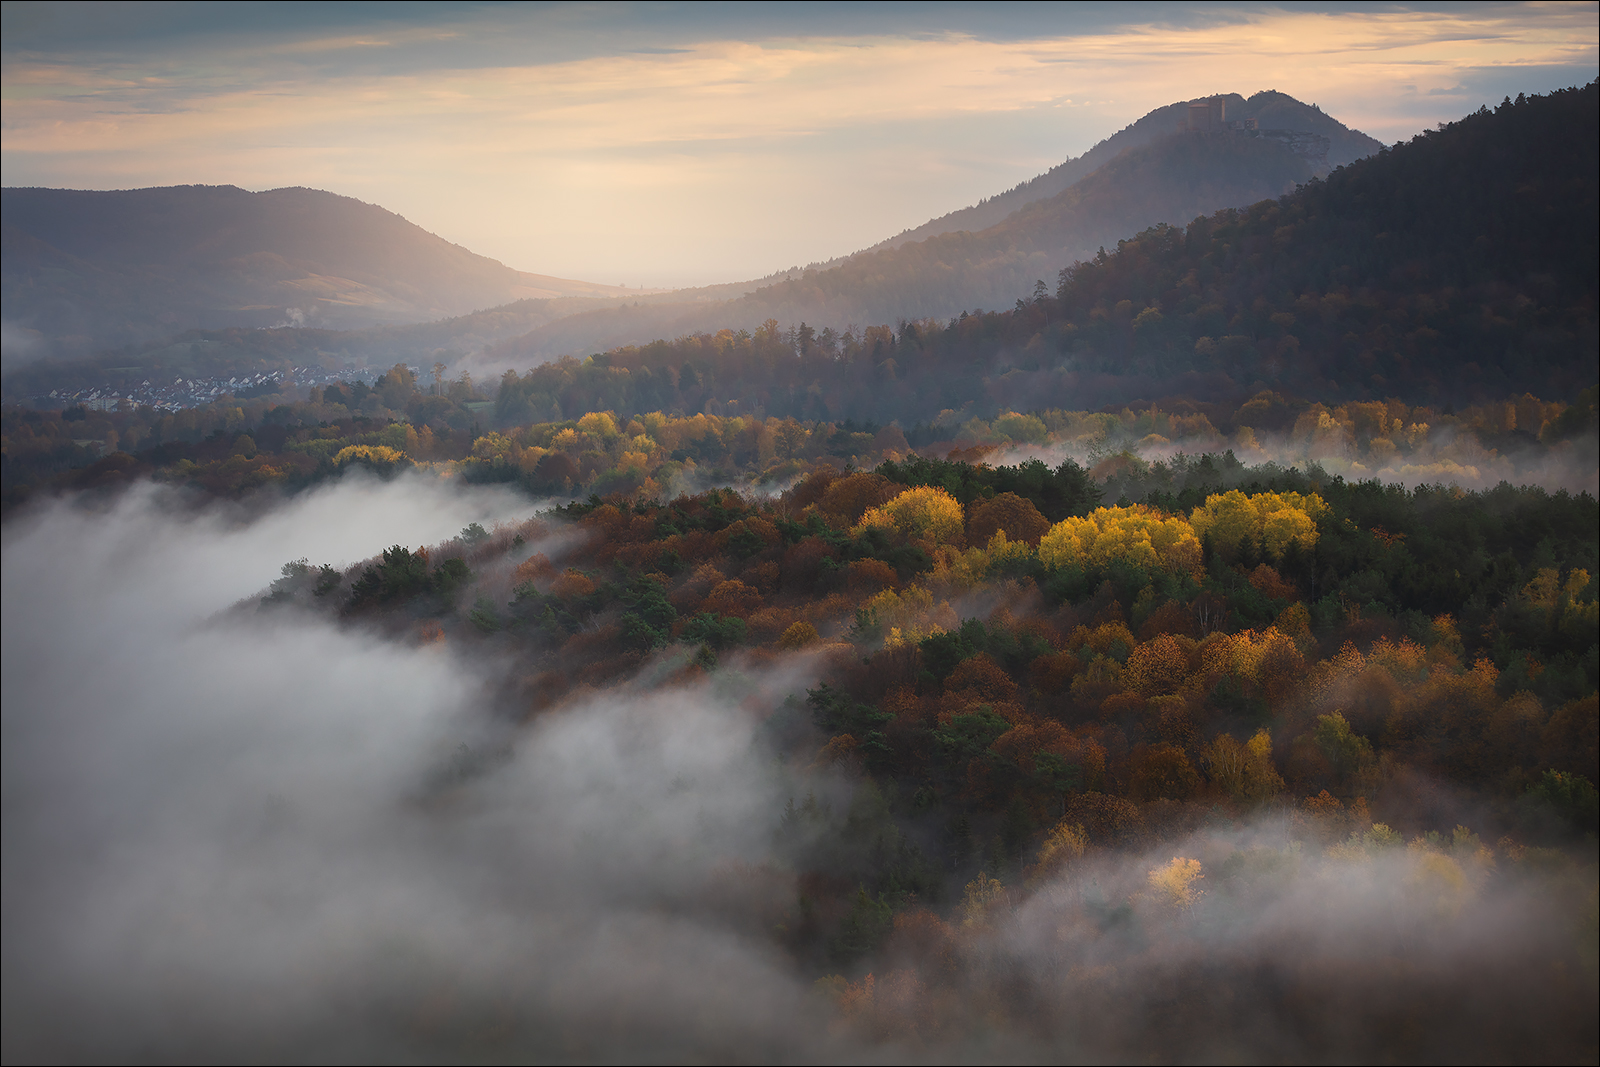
[1185,96,1330,166]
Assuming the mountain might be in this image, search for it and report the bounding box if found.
[1,184,645,362]
[0,90,1390,392]
[482,112,1350,368]
[481,83,1598,425]
[856,90,1383,256]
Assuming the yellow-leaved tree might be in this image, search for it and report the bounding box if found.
[576,410,620,441]
[854,486,965,544]
[1027,821,1088,886]
[1202,728,1285,801]
[1147,857,1205,910]
[332,445,411,472]
[1189,489,1326,561]
[959,871,1006,927]
[949,530,1037,587]
[1037,505,1202,576]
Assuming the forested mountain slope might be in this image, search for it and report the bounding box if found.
[1045,83,1598,398]
[491,126,1340,365]
[1,184,641,361]
[485,85,1597,421]
[1,91,1381,390]
[860,90,1382,256]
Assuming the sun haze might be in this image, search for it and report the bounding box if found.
[3,2,1594,287]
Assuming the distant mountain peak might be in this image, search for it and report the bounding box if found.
[1,184,641,363]
[850,90,1382,259]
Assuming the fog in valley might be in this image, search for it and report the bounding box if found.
[3,477,1592,1061]
[994,428,1600,499]
[2,478,826,1059]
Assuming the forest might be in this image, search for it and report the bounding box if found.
[484,84,1596,414]
[237,443,1597,1055]
[7,349,1590,1055]
[3,371,1593,511]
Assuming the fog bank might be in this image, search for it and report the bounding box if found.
[1,481,841,1061]
[3,479,1594,1062]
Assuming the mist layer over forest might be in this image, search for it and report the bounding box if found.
[3,463,1595,1061]
[1,480,816,1060]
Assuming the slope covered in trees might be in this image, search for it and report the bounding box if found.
[228,444,1597,1057]
[491,125,1337,362]
[859,89,1382,256]
[1,184,643,360]
[0,91,1385,394]
[1049,85,1598,396]
[486,84,1597,415]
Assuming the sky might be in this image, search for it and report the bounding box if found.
[2,2,1596,288]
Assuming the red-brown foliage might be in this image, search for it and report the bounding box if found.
[702,579,762,618]
[1138,599,1198,640]
[1029,650,1082,696]
[818,472,897,523]
[846,558,898,595]
[944,653,1020,704]
[965,491,1050,547]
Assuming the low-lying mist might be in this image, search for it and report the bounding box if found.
[2,479,833,1061]
[3,479,1594,1062]
[982,428,1597,498]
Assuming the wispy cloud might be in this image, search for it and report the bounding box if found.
[2,4,1594,286]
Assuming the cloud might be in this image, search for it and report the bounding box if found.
[0,320,48,370]
[0,479,831,1059]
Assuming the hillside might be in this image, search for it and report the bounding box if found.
[1,184,644,362]
[1041,84,1599,399]
[3,121,1343,397]
[859,90,1383,256]
[477,84,1597,422]
[485,124,1334,366]
[1,91,1382,388]
[559,90,1382,312]
[476,91,1381,366]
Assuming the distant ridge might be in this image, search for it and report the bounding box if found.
[1,184,648,362]
[852,90,1382,257]
[477,84,1598,424]
[1,91,1387,383]
[485,111,1346,364]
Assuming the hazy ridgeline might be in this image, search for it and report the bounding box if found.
[2,87,1376,376]
[2,472,1594,1062]
[8,86,1591,414]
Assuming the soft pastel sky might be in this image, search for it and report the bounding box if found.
[2,2,1595,287]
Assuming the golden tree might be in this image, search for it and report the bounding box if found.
[855,486,965,545]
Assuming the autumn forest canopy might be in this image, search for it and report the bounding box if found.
[228,438,1597,1056]
[2,82,1597,1063]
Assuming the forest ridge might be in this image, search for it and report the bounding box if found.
[10,85,1592,422]
[1,185,650,361]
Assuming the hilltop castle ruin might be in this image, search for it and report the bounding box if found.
[1185,96,1330,166]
